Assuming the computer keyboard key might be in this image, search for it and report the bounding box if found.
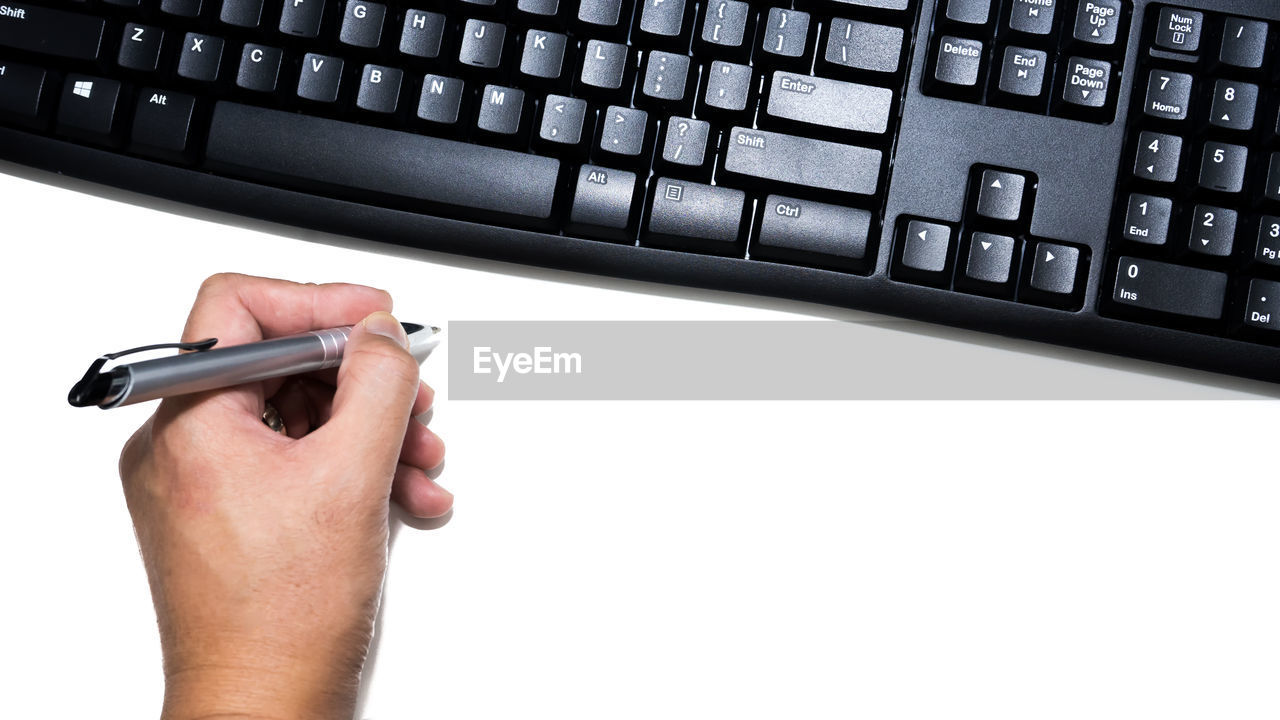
[1143,70,1191,121]
[460,20,505,69]
[340,1,385,48]
[521,31,567,80]
[760,8,810,60]
[765,72,892,135]
[964,232,1015,285]
[568,165,637,240]
[1219,17,1267,69]
[0,4,105,61]
[1112,257,1227,320]
[824,20,903,74]
[1256,217,1280,267]
[179,34,224,83]
[579,0,625,28]
[517,0,558,16]
[1134,131,1181,183]
[0,62,48,127]
[357,65,402,113]
[1008,0,1055,35]
[1188,205,1236,257]
[418,75,464,124]
[1028,242,1078,296]
[1244,280,1280,331]
[962,230,1013,284]
[724,127,881,196]
[944,0,989,25]
[975,169,1026,222]
[646,178,745,252]
[401,11,445,58]
[57,75,121,144]
[205,102,561,223]
[600,106,647,157]
[997,47,1047,97]
[1073,0,1121,46]
[298,54,344,103]
[161,0,203,17]
[701,0,749,49]
[1199,142,1247,193]
[237,45,282,93]
[477,85,524,135]
[756,195,871,270]
[703,61,751,112]
[1209,81,1257,132]
[901,220,952,274]
[1268,154,1280,203]
[221,0,265,28]
[1154,7,1202,53]
[1122,194,1172,245]
[280,0,326,38]
[661,116,709,167]
[934,36,983,89]
[642,52,690,103]
[119,25,164,73]
[580,40,628,91]
[1062,57,1109,108]
[835,0,909,9]
[539,95,586,145]
[131,89,195,161]
[639,0,687,38]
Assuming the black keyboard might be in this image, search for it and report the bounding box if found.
[4,0,1280,382]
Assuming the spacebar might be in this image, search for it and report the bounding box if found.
[204,102,560,223]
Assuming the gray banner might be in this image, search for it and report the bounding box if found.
[445,321,1277,400]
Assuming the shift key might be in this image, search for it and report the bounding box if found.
[0,3,105,61]
[724,127,881,195]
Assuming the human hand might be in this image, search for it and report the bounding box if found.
[117,273,450,720]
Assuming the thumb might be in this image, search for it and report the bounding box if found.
[320,312,421,472]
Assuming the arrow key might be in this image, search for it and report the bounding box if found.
[1209,80,1257,132]
[1133,131,1182,184]
[895,219,954,285]
[961,232,1016,291]
[975,168,1028,222]
[1027,241,1082,304]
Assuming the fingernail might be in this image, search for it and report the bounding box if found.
[362,311,409,349]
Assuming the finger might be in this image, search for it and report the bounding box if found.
[412,382,435,417]
[269,379,318,439]
[391,463,454,519]
[399,420,445,471]
[182,273,392,346]
[309,312,421,484]
[178,274,392,414]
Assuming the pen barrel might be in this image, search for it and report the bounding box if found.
[108,328,351,408]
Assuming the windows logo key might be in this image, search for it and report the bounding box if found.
[72,81,93,99]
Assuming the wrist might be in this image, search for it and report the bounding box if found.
[160,639,366,720]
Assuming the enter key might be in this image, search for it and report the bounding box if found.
[765,71,893,135]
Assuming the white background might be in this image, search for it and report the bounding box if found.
[3,165,1278,718]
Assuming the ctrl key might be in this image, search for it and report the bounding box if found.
[0,61,50,128]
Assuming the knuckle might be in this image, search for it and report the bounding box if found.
[197,272,240,295]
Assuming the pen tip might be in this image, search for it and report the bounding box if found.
[430,326,442,334]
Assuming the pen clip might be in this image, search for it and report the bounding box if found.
[68,338,218,408]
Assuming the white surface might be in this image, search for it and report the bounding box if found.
[2,166,1278,718]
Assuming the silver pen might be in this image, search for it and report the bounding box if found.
[69,323,441,409]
